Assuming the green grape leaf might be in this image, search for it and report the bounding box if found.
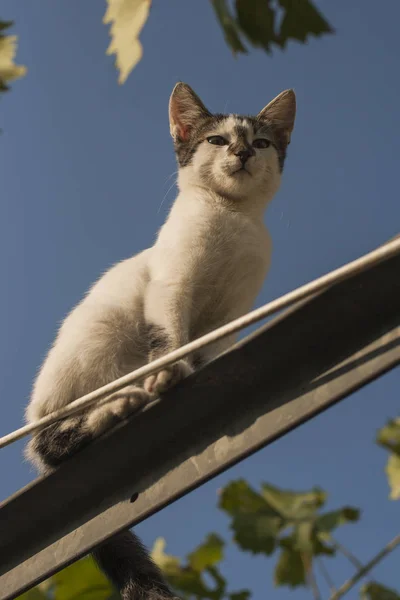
[276,0,334,48]
[211,0,247,55]
[51,556,117,600]
[235,0,276,53]
[261,482,326,520]
[316,506,360,535]
[360,582,400,600]
[275,539,307,588]
[188,534,225,572]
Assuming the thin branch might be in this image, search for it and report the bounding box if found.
[300,553,321,600]
[328,534,364,570]
[309,568,321,600]
[316,556,337,595]
[328,533,400,600]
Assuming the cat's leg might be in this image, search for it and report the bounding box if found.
[143,282,194,397]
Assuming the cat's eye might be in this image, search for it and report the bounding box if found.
[253,138,271,149]
[207,135,228,146]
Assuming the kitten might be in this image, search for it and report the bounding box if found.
[25,82,296,600]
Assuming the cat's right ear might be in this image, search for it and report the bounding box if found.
[169,82,211,142]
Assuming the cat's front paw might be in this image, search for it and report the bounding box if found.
[86,385,150,435]
[144,360,193,397]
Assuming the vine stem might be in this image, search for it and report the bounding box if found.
[328,533,400,600]
[316,556,337,595]
[327,534,364,570]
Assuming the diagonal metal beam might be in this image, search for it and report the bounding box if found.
[0,245,399,600]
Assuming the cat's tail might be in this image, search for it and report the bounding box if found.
[25,415,94,470]
[27,419,177,600]
[93,530,176,600]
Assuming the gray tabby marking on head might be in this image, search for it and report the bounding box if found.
[169,83,296,171]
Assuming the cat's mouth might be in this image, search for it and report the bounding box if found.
[231,165,251,176]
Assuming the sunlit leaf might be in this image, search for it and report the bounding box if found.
[51,556,117,600]
[360,582,400,600]
[103,0,151,84]
[235,0,276,53]
[0,21,27,93]
[211,0,247,55]
[386,454,400,500]
[316,507,360,535]
[261,483,326,520]
[377,419,400,454]
[276,0,334,48]
[152,537,226,600]
[152,537,181,575]
[188,534,224,572]
[377,419,400,500]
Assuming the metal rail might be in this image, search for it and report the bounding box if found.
[0,244,399,600]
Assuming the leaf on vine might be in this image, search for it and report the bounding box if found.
[103,0,151,84]
[219,480,270,514]
[386,454,400,500]
[0,21,27,93]
[275,538,307,587]
[261,482,326,520]
[360,582,400,600]
[276,0,334,48]
[211,0,247,55]
[51,556,118,600]
[229,592,252,600]
[377,418,400,500]
[188,533,225,572]
[219,480,282,555]
[316,506,360,535]
[152,537,227,600]
[17,589,48,600]
[235,0,276,53]
[377,419,400,454]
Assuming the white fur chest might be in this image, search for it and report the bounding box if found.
[153,190,272,338]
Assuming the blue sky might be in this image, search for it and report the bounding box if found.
[1,1,399,598]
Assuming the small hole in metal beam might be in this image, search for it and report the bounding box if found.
[130,492,139,503]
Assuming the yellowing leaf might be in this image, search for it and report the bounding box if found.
[103,0,151,84]
[0,21,27,92]
[377,418,400,500]
[386,454,400,500]
[377,418,400,454]
[151,538,181,575]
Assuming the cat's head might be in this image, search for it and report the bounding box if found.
[169,82,296,203]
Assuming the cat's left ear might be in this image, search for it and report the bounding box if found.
[257,89,296,144]
[169,82,211,142]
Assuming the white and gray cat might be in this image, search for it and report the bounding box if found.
[26,82,296,600]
